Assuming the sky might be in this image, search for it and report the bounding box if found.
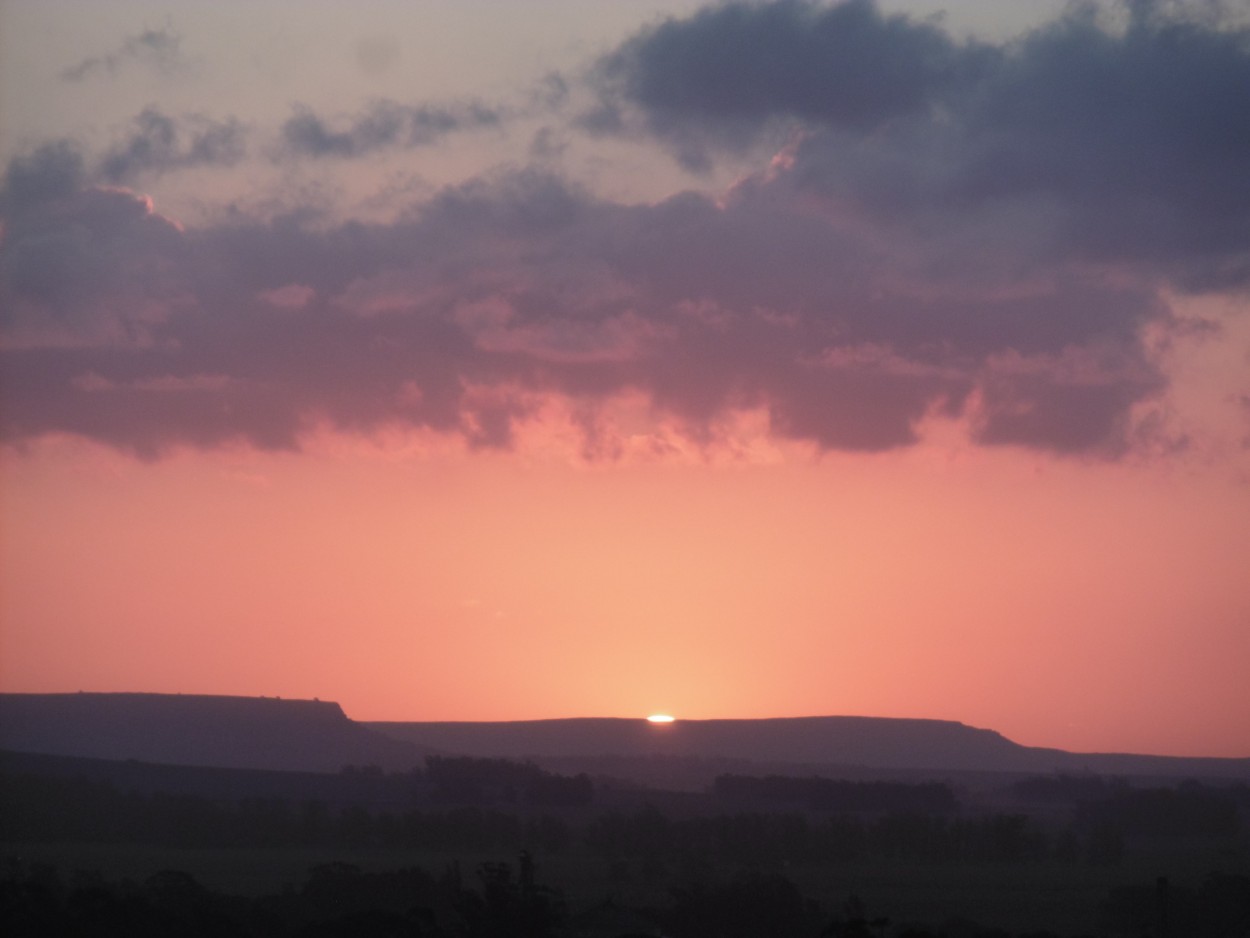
[2,0,1248,758]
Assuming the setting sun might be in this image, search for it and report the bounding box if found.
[647,714,676,724]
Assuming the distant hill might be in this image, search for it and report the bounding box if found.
[367,716,1250,781]
[3,694,1246,781]
[369,716,1020,768]
[0,693,431,773]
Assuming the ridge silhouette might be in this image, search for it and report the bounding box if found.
[2,693,1247,779]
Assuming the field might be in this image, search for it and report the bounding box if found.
[4,775,1248,936]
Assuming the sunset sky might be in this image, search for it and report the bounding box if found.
[2,0,1249,758]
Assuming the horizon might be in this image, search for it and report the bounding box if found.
[6,688,1248,761]
[3,1,1249,761]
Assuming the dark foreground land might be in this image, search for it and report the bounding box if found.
[3,748,1249,937]
[2,695,1249,936]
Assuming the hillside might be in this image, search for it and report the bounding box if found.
[3,694,1247,781]
[367,716,1250,781]
[367,716,1021,769]
[0,693,430,773]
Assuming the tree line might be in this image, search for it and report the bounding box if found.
[6,855,1250,937]
[2,760,1243,860]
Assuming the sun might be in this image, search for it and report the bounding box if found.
[646,713,676,723]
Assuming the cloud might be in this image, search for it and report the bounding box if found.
[595,0,1250,284]
[60,28,184,83]
[589,0,995,171]
[1,145,1170,458]
[597,0,988,133]
[0,142,85,215]
[280,100,502,159]
[0,146,185,345]
[13,1,1242,460]
[97,108,246,182]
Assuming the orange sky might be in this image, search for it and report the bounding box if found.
[4,413,1248,756]
[2,0,1250,758]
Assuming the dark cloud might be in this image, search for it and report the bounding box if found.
[280,100,502,159]
[598,0,990,133]
[15,1,1231,460]
[597,0,1250,285]
[0,143,85,216]
[945,1,1250,278]
[60,28,184,82]
[976,373,1160,456]
[1,144,1167,458]
[0,170,186,350]
[590,0,994,170]
[98,108,246,182]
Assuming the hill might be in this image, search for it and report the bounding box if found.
[367,716,1250,782]
[368,716,1021,769]
[0,692,430,773]
[3,693,1247,781]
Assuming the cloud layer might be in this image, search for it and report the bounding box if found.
[597,0,1250,283]
[4,0,1247,460]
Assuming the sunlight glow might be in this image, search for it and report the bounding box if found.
[647,714,676,723]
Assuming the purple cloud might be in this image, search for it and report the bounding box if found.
[595,0,1250,286]
[280,100,503,159]
[1,143,1167,458]
[97,109,246,182]
[15,1,1241,459]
